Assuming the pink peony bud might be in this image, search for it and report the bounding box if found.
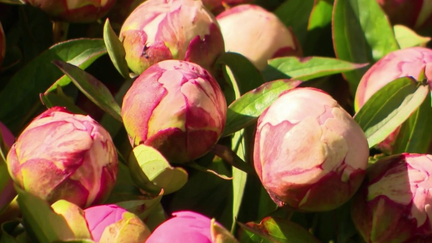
[377,0,432,30]
[6,107,118,208]
[146,211,237,243]
[121,60,227,164]
[352,153,432,243]
[119,0,225,75]
[201,0,253,14]
[254,87,369,211]
[216,4,302,70]
[24,0,117,23]
[355,47,432,153]
[84,204,151,242]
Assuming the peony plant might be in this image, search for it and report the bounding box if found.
[6,107,118,208]
[121,60,227,164]
[120,0,225,75]
[352,153,432,243]
[254,87,369,211]
[24,0,117,23]
[216,4,302,70]
[355,47,432,153]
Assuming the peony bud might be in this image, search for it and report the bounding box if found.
[201,0,253,14]
[119,0,225,75]
[84,204,151,242]
[24,0,117,23]
[254,87,369,211]
[377,0,432,30]
[352,153,432,243]
[6,107,118,208]
[146,211,238,243]
[216,4,302,70]
[121,60,227,164]
[355,47,432,153]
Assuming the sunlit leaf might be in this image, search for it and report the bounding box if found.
[53,60,122,122]
[354,77,429,148]
[103,19,130,78]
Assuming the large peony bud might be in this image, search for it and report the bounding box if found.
[121,60,227,164]
[24,0,117,23]
[352,153,432,243]
[6,107,118,208]
[254,87,369,211]
[120,0,225,75]
[216,4,302,70]
[355,47,432,153]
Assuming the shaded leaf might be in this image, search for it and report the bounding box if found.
[332,0,399,92]
[393,90,432,154]
[354,77,429,148]
[53,60,122,122]
[103,19,130,78]
[16,187,75,242]
[223,80,301,136]
[0,39,106,132]
[274,0,315,45]
[262,56,367,82]
[0,0,24,4]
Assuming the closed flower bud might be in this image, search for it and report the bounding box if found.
[254,87,369,211]
[84,204,151,242]
[24,0,117,23]
[6,107,118,208]
[352,153,432,243]
[121,60,226,164]
[120,0,225,75]
[146,211,237,243]
[216,4,302,70]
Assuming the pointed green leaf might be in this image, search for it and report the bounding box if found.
[103,19,130,78]
[16,187,75,242]
[393,91,432,154]
[0,39,106,132]
[223,79,301,136]
[393,25,431,49]
[262,56,368,82]
[332,0,399,92]
[354,77,429,148]
[53,60,122,122]
[308,0,333,30]
[128,145,188,194]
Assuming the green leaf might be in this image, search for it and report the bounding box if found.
[53,60,122,122]
[215,52,265,96]
[308,0,333,30]
[354,77,429,148]
[16,187,75,242]
[40,87,86,115]
[128,144,188,194]
[103,19,130,78]
[332,0,399,92]
[115,194,163,221]
[393,25,431,49]
[238,217,320,243]
[262,56,368,82]
[0,39,106,132]
[223,80,301,136]
[393,91,432,154]
[274,0,315,45]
